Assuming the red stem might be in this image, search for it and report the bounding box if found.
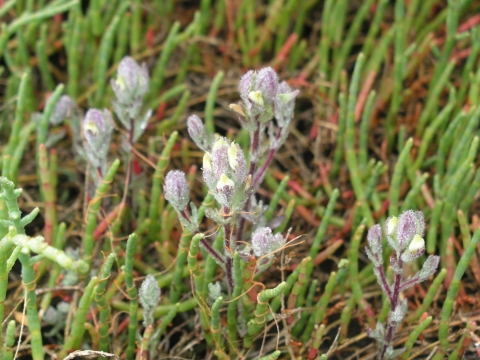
[379,256,403,360]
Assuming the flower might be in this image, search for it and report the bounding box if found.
[111,56,149,103]
[238,67,279,123]
[202,137,249,208]
[187,115,211,151]
[408,234,425,255]
[82,109,114,170]
[203,152,213,172]
[164,170,190,212]
[396,210,425,250]
[227,142,239,170]
[217,173,235,191]
[386,216,398,237]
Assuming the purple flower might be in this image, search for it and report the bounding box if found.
[111,56,149,104]
[256,67,278,104]
[238,70,255,98]
[396,210,424,250]
[238,67,280,123]
[82,109,113,169]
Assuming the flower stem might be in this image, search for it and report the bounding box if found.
[379,256,403,360]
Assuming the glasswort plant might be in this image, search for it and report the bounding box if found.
[365,210,440,359]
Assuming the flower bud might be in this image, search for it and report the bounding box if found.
[248,90,264,106]
[238,67,279,123]
[396,211,418,249]
[83,109,114,168]
[203,152,213,172]
[386,216,398,237]
[256,67,278,103]
[164,170,190,211]
[408,234,425,255]
[111,56,149,104]
[187,115,209,151]
[217,173,234,191]
[367,224,383,253]
[50,95,76,125]
[139,274,161,310]
[213,137,229,151]
[413,210,425,237]
[84,109,108,142]
[228,142,239,170]
[238,70,255,98]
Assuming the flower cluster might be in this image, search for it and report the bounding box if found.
[227,67,299,192]
[82,109,114,182]
[231,67,299,152]
[165,67,298,295]
[366,210,440,359]
[111,56,152,146]
[203,137,249,212]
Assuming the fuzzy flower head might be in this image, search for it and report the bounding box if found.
[386,216,398,237]
[385,210,425,252]
[365,224,384,267]
[50,95,77,125]
[203,137,248,208]
[251,227,285,257]
[367,224,382,254]
[396,210,424,249]
[187,115,211,151]
[82,109,114,169]
[238,67,279,123]
[401,234,426,263]
[164,170,190,212]
[111,56,150,104]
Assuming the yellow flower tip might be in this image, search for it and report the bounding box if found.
[203,152,213,171]
[387,216,398,237]
[213,137,229,151]
[248,90,264,106]
[408,234,425,255]
[85,120,99,136]
[228,142,239,170]
[217,173,234,191]
[115,76,126,90]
